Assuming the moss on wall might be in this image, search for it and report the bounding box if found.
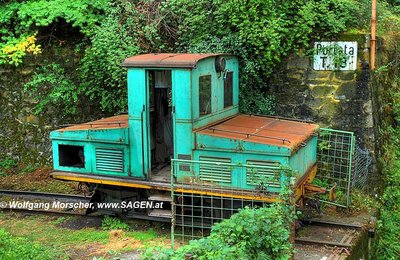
[0,46,96,168]
[270,34,375,156]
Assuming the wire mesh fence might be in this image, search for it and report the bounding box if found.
[316,128,355,207]
[170,159,286,244]
[352,146,372,190]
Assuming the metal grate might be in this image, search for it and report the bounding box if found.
[171,159,280,245]
[316,128,355,207]
[246,160,281,187]
[199,156,231,183]
[95,148,124,173]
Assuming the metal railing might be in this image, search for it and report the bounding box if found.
[170,159,288,245]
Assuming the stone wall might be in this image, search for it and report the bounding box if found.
[0,47,83,167]
[0,35,377,170]
[270,34,375,158]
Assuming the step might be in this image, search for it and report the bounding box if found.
[148,194,172,202]
[148,209,172,219]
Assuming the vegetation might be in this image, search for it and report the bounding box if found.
[367,2,400,259]
[0,228,59,259]
[143,184,296,259]
[0,213,169,258]
[1,0,361,116]
[101,215,130,231]
[1,0,400,258]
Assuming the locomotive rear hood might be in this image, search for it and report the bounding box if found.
[195,114,319,156]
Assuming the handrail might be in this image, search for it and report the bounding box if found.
[207,127,291,144]
[249,113,315,124]
[58,122,127,128]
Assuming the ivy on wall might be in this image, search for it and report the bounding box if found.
[1,0,361,115]
[162,0,359,114]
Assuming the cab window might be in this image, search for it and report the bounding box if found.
[224,72,233,108]
[199,75,212,116]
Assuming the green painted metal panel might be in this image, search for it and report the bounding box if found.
[241,140,292,156]
[92,143,130,176]
[52,140,130,177]
[51,128,129,144]
[192,56,239,129]
[196,133,292,156]
[172,70,195,160]
[173,69,192,120]
[198,156,232,183]
[183,149,289,192]
[52,140,93,174]
[246,160,281,188]
[289,136,318,179]
[127,68,148,178]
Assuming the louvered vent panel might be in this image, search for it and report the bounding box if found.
[246,160,281,187]
[199,156,231,183]
[96,148,124,173]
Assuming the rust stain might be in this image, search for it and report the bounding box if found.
[198,114,319,149]
[57,115,128,131]
[122,53,228,68]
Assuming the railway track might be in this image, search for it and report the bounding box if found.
[0,189,91,215]
[295,219,364,259]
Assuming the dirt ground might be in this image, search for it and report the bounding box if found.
[0,167,79,194]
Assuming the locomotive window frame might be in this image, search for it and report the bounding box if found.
[58,144,85,168]
[224,71,233,108]
[199,75,212,116]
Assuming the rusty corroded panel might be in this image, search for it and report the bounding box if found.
[122,53,226,68]
[57,115,128,131]
[198,114,319,149]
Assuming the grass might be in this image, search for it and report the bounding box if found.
[0,227,62,260]
[350,189,379,213]
[0,212,170,259]
[1,215,109,246]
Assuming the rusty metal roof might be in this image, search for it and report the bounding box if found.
[57,115,128,131]
[198,115,319,150]
[122,53,226,68]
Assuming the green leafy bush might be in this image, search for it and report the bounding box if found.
[24,63,80,116]
[164,0,358,114]
[101,215,130,231]
[142,205,293,260]
[0,0,107,65]
[0,228,58,259]
[78,1,141,113]
[0,157,17,170]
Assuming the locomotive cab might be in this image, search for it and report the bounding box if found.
[50,53,319,200]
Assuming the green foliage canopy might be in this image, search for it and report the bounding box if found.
[3,0,360,114]
[164,0,358,114]
[0,0,107,65]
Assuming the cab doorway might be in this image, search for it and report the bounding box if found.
[147,70,173,181]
